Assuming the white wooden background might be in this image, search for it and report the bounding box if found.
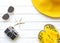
[0,0,60,43]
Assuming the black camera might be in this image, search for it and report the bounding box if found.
[4,26,18,40]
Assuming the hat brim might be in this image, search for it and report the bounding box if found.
[32,0,60,18]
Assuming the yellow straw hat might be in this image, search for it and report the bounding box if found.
[32,0,60,18]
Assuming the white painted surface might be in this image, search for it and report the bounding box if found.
[0,0,60,43]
